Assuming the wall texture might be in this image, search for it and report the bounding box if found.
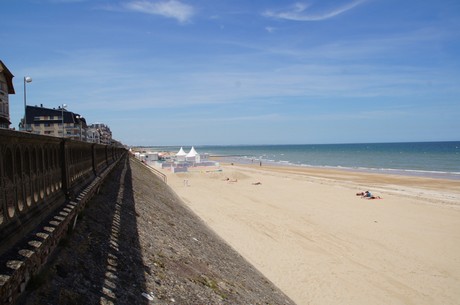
[0,129,125,305]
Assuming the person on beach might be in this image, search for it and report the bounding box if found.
[357,191,382,199]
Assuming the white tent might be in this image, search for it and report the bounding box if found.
[186,146,200,162]
[176,147,187,161]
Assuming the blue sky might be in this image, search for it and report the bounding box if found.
[2,0,459,146]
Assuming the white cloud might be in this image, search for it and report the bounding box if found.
[124,0,194,23]
[48,0,89,3]
[263,0,366,21]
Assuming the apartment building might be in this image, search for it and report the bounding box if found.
[86,123,112,144]
[25,105,86,140]
[0,60,15,129]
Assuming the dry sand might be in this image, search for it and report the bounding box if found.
[156,163,460,305]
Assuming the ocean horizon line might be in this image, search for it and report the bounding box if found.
[136,140,460,148]
[138,141,459,181]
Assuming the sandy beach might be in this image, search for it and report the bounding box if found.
[155,163,460,305]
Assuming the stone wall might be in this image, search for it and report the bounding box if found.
[0,129,125,305]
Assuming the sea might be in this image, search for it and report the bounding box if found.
[146,142,460,180]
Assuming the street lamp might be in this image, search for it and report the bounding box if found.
[76,115,84,141]
[61,104,67,137]
[23,76,32,130]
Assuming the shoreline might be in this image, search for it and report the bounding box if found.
[159,162,460,304]
[212,156,460,181]
[227,163,460,207]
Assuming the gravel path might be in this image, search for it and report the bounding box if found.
[17,156,294,305]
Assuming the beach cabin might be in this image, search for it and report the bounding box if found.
[201,153,209,161]
[139,153,146,162]
[145,152,159,161]
[171,163,188,173]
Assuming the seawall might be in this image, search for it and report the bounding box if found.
[0,129,125,305]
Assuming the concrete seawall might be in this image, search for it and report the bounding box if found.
[0,129,126,305]
[0,155,123,305]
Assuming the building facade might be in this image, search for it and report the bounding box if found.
[86,127,100,144]
[25,105,86,140]
[87,123,112,144]
[0,60,15,129]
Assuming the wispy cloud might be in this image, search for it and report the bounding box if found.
[263,0,366,21]
[265,26,276,33]
[48,0,89,3]
[123,0,195,23]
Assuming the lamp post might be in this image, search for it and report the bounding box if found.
[23,76,32,130]
[61,104,67,137]
[76,115,84,141]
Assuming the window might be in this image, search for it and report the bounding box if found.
[0,81,6,93]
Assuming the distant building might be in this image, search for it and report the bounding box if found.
[87,123,112,144]
[25,105,86,140]
[0,60,15,129]
[86,127,100,144]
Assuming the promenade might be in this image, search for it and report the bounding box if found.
[17,156,293,305]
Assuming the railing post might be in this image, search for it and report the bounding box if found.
[92,144,97,175]
[60,139,69,198]
[105,145,109,167]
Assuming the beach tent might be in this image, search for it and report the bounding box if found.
[186,146,200,162]
[176,147,187,162]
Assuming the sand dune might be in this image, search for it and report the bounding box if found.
[159,164,460,305]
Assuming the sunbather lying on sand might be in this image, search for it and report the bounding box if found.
[365,195,382,199]
[357,191,382,199]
